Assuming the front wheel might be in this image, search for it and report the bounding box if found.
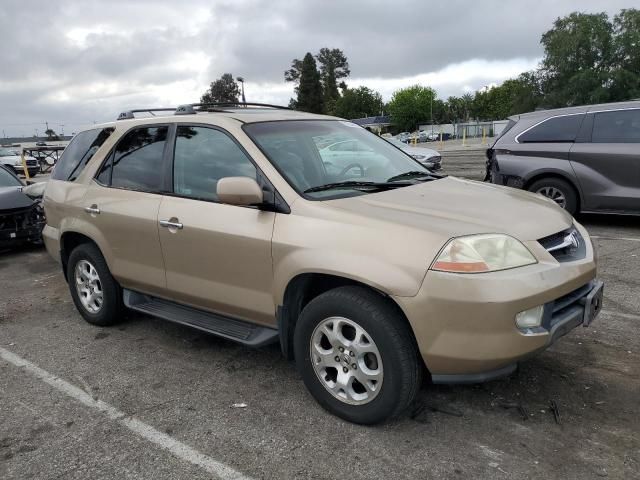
[294,286,422,424]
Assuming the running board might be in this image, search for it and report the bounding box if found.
[123,289,279,347]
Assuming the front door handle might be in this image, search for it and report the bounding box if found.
[159,219,183,230]
[84,205,100,215]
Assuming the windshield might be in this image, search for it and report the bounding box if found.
[0,167,22,187]
[245,120,433,199]
[0,148,20,157]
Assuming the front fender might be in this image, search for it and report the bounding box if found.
[273,248,425,305]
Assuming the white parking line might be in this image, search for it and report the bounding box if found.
[0,347,252,480]
[591,235,640,243]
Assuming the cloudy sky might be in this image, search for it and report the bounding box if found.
[1,0,637,137]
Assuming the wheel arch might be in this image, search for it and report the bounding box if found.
[277,273,421,367]
[59,231,106,281]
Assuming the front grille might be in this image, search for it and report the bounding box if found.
[26,159,38,167]
[541,281,593,330]
[538,227,586,262]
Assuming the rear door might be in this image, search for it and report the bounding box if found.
[157,124,276,325]
[83,125,169,295]
[569,108,640,212]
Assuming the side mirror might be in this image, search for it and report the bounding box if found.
[217,177,264,206]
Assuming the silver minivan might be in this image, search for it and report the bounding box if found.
[487,100,640,215]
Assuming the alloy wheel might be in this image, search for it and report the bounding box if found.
[310,316,383,405]
[536,186,567,209]
[75,259,104,314]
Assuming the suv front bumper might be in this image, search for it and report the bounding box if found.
[393,231,600,383]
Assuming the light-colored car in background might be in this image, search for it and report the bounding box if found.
[0,147,39,177]
[43,103,602,424]
[386,137,441,170]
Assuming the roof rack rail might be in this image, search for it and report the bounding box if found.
[117,108,177,121]
[176,102,291,114]
[117,102,291,121]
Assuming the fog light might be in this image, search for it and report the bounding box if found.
[515,305,544,329]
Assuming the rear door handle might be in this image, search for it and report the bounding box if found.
[84,205,100,215]
[159,219,183,230]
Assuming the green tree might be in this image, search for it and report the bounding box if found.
[316,48,350,112]
[387,85,436,132]
[200,73,240,104]
[610,9,640,100]
[296,53,324,113]
[285,48,350,114]
[333,86,383,119]
[539,12,614,107]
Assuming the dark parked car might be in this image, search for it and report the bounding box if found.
[0,164,46,248]
[486,101,640,215]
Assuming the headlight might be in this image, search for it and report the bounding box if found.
[431,234,537,273]
[428,155,441,163]
[14,159,23,166]
[411,154,426,160]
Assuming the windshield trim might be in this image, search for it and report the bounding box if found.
[242,119,432,201]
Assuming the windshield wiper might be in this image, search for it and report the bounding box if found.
[304,180,412,194]
[386,171,442,183]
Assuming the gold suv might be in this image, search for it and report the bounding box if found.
[43,103,603,424]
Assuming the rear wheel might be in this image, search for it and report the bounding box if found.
[294,286,422,424]
[528,177,578,215]
[67,243,123,326]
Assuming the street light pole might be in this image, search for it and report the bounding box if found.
[236,76,246,104]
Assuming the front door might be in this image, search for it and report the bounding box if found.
[157,125,276,325]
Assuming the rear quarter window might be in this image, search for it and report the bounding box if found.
[517,114,584,143]
[592,109,640,143]
[51,128,113,181]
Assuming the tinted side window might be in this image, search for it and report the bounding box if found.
[518,114,584,143]
[110,126,168,192]
[173,126,256,202]
[52,128,113,181]
[592,109,640,143]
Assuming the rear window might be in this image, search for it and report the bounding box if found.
[51,128,113,181]
[592,109,640,143]
[98,126,168,192]
[518,114,584,143]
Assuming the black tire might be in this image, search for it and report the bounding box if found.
[67,243,124,326]
[528,177,579,215]
[294,286,422,424]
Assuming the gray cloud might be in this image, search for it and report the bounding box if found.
[0,0,637,135]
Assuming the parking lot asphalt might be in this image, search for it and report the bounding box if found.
[1,160,639,479]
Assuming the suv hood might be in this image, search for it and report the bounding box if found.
[328,177,573,241]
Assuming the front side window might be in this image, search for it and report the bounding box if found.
[518,114,584,143]
[173,126,256,202]
[52,128,113,181]
[245,120,433,199]
[592,109,640,143]
[107,126,168,192]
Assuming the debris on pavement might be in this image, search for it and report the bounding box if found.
[549,400,561,425]
[231,403,248,408]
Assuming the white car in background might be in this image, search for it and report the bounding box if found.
[0,147,39,177]
[387,138,441,170]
